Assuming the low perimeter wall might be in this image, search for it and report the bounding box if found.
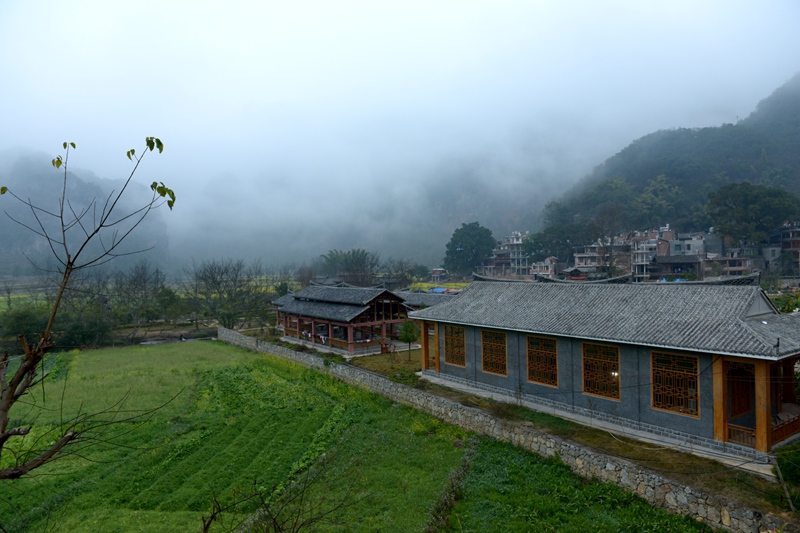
[218,328,796,533]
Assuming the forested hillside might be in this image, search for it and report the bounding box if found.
[544,72,800,235]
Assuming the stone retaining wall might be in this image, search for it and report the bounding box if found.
[218,327,796,533]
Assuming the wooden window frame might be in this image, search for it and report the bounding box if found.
[527,335,558,387]
[651,351,700,418]
[481,330,507,376]
[582,342,620,400]
[443,325,466,367]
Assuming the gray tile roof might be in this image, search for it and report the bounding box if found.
[409,281,800,359]
[394,291,455,308]
[272,293,295,307]
[276,285,405,323]
[277,299,369,323]
[293,285,398,305]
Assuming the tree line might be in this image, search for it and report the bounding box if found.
[0,251,434,351]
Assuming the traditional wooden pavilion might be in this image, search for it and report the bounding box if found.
[275,286,409,354]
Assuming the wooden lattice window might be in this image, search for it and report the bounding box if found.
[527,336,558,387]
[728,361,754,419]
[481,330,507,375]
[582,343,620,400]
[444,325,466,366]
[651,351,699,417]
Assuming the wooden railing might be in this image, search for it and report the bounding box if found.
[330,338,349,350]
[772,416,800,445]
[727,423,755,448]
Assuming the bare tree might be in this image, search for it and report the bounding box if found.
[112,259,166,342]
[186,258,271,329]
[40,266,114,348]
[0,138,174,480]
[382,258,415,289]
[2,281,11,310]
[318,249,381,286]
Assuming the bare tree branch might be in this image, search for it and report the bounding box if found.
[0,138,175,481]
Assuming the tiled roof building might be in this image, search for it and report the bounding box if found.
[411,279,800,455]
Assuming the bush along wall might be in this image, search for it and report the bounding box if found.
[217,327,796,533]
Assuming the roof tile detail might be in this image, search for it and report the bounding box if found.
[409,281,800,359]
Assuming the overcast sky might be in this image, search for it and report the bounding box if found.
[1,1,799,267]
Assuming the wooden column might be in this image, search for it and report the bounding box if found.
[434,323,440,373]
[421,321,429,370]
[347,324,354,354]
[713,356,726,444]
[755,359,770,452]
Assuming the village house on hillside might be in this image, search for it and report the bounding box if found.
[410,278,800,456]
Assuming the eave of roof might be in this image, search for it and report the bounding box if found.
[409,281,800,360]
[278,299,369,323]
[293,285,401,306]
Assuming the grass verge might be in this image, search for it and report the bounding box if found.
[352,351,796,517]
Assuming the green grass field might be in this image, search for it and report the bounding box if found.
[1,342,709,532]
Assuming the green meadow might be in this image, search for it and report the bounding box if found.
[0,342,709,532]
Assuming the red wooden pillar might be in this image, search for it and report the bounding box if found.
[347,324,354,354]
[755,360,770,452]
[421,321,429,370]
[713,357,725,444]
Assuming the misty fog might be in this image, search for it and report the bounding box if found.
[1,1,799,270]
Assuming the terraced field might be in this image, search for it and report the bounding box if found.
[0,342,709,532]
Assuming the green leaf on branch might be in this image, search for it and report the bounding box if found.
[70,142,76,149]
[144,136,164,153]
[51,156,63,169]
[1,186,7,195]
[150,181,176,210]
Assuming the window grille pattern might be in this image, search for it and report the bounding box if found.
[583,343,620,399]
[651,352,699,417]
[527,336,558,386]
[728,361,754,419]
[444,325,466,366]
[482,330,507,375]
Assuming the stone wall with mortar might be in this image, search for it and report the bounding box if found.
[217,328,796,533]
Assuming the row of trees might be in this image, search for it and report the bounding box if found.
[1,249,440,350]
[300,249,430,288]
[0,258,291,350]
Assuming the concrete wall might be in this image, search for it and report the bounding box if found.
[218,327,795,533]
[436,325,722,451]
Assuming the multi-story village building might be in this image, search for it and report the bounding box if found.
[768,223,800,274]
[479,231,530,277]
[573,236,631,278]
[529,256,558,279]
[630,225,674,282]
